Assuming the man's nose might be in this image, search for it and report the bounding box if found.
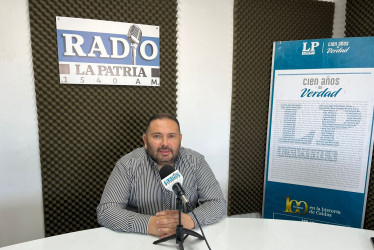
[161,136,168,146]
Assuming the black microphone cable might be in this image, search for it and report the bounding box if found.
[188,206,212,250]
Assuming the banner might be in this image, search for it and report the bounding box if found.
[263,37,374,228]
[56,16,160,86]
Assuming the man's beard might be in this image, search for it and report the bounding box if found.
[146,144,180,166]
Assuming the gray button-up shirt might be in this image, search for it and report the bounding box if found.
[97,147,227,234]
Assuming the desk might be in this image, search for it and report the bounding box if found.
[3,217,374,250]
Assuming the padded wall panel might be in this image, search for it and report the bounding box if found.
[228,0,334,215]
[345,0,374,230]
[345,0,374,37]
[28,0,178,236]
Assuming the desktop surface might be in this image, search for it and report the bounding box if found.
[3,217,374,250]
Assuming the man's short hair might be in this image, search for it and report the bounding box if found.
[145,113,181,133]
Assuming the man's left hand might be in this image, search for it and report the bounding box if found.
[155,210,195,238]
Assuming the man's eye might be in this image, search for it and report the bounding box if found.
[153,135,161,139]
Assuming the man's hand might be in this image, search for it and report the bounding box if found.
[147,210,195,238]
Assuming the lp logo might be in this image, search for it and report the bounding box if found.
[284,197,308,215]
[302,41,319,55]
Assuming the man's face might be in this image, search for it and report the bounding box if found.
[143,118,182,168]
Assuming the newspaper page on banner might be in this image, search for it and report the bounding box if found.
[56,16,160,86]
[263,37,374,228]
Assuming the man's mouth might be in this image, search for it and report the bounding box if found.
[158,148,172,155]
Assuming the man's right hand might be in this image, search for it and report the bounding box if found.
[147,210,194,238]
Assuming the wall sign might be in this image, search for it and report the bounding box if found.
[56,16,160,86]
[263,37,374,228]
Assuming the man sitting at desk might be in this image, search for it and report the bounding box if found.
[97,113,226,238]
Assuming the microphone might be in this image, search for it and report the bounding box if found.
[159,165,192,209]
[127,24,142,65]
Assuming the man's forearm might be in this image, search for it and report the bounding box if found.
[97,203,152,234]
[188,198,227,227]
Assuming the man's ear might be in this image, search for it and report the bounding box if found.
[142,134,148,149]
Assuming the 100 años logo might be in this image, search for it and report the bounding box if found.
[284,197,308,215]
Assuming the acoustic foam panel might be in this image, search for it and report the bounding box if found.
[345,0,374,38]
[345,0,374,230]
[28,0,178,236]
[228,0,334,216]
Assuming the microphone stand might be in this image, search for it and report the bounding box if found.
[153,196,205,250]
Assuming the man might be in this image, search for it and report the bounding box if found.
[97,113,226,238]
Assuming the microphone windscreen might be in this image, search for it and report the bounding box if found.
[127,25,142,44]
[159,165,175,179]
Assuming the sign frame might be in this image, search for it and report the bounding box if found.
[263,37,374,228]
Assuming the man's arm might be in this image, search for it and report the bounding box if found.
[96,161,151,234]
[187,156,227,227]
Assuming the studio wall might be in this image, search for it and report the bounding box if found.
[29,0,178,236]
[0,0,361,247]
[228,0,335,216]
